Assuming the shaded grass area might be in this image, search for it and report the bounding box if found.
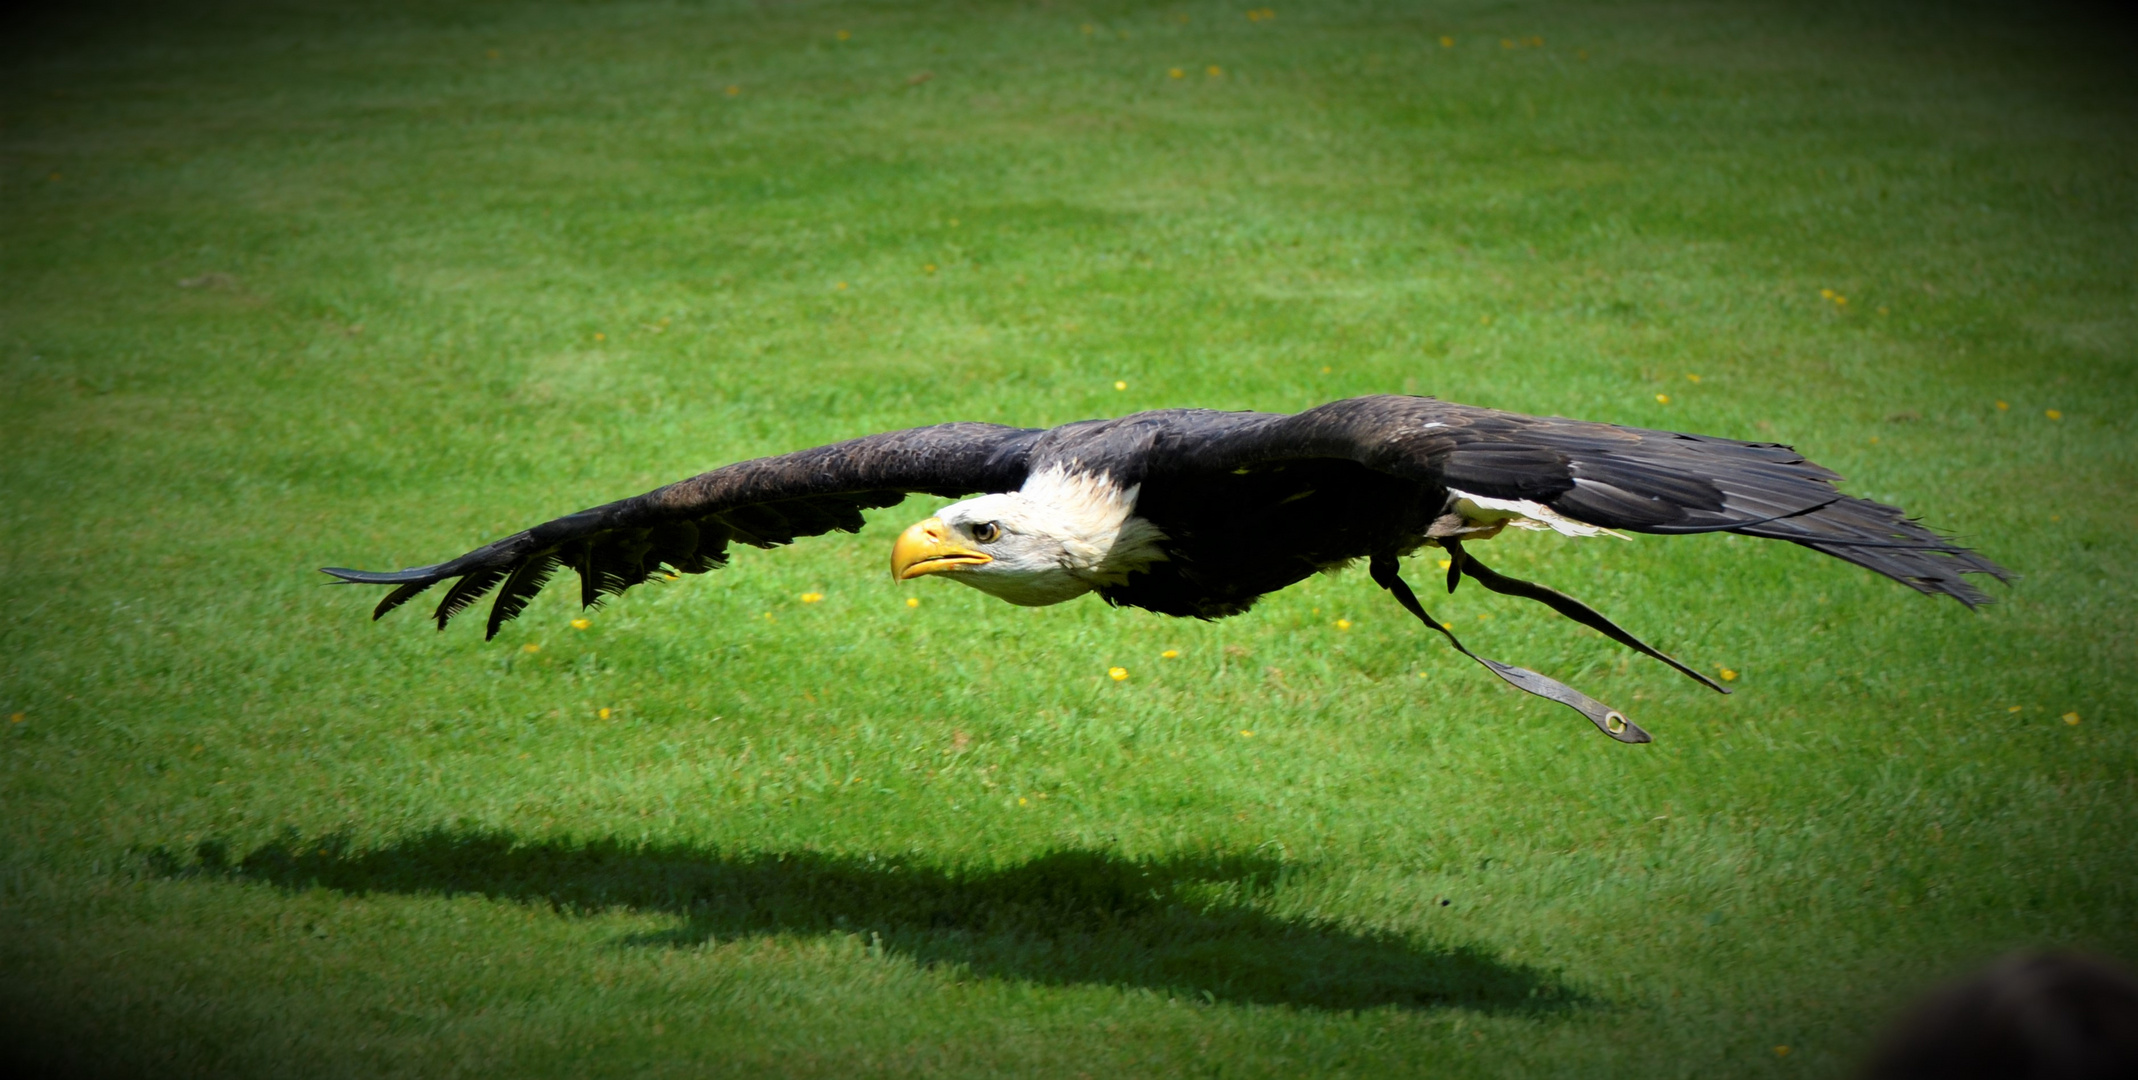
[150,832,1574,1013]
[3,0,2137,1076]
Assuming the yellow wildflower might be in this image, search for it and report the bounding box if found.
[836,29,851,41]
[598,707,611,720]
[1207,65,1223,76]
[2008,705,2023,713]
[593,332,605,341]
[1018,797,1028,805]
[1114,380,1128,390]
[2063,712,2081,725]
[1108,666,1129,681]
[1335,619,1352,630]
[1996,400,2009,410]
[924,263,937,274]
[1686,373,1701,383]
[1440,35,1454,47]
[2046,409,2063,421]
[1169,67,1185,79]
[1500,38,1515,49]
[1821,288,1835,299]
[522,643,541,654]
[1774,1046,1790,1058]
[906,597,920,608]
[1656,394,1671,404]
[800,592,824,603]
[835,281,848,290]
[571,618,592,630]
[1320,365,1332,374]
[8,712,23,724]
[1439,558,1452,570]
[1239,730,1254,737]
[725,85,740,96]
[1161,649,1179,659]
[1719,667,1738,681]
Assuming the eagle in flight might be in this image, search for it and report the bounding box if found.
[324,396,2007,743]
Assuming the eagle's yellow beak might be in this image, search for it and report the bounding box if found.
[891,517,992,580]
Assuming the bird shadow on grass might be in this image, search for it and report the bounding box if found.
[148,829,1578,1015]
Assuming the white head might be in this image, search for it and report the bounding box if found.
[889,467,1168,606]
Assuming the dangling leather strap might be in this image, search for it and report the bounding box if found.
[1370,555,1651,744]
[1445,539,1729,695]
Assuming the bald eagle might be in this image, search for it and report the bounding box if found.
[323,396,2007,743]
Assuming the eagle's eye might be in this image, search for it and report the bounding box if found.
[971,521,1002,544]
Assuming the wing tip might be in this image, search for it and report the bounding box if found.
[319,565,444,585]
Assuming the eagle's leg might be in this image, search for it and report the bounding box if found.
[1369,554,1651,744]
[1442,539,1728,695]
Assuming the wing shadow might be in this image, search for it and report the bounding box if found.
[151,830,1577,1014]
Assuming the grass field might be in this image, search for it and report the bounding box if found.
[4,0,2135,1075]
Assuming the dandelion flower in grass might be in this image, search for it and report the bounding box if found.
[1656,393,1671,404]
[2064,712,2081,725]
[1719,667,1738,682]
[1114,380,1128,391]
[2046,409,2063,421]
[1996,400,2010,411]
[598,707,611,720]
[905,597,920,608]
[923,263,937,274]
[1335,618,1352,630]
[1774,1046,1791,1058]
[1239,730,1254,737]
[1686,373,1701,383]
[2008,705,2024,713]
[570,618,592,630]
[522,643,541,654]
[1821,288,1835,299]
[1320,365,1332,374]
[1018,797,1027,805]
[1207,65,1223,77]
[8,712,23,724]
[725,85,740,96]
[1440,35,1454,47]
[800,592,824,604]
[593,332,606,341]
[1438,558,1452,570]
[835,281,848,291]
[1108,666,1129,681]
[1501,38,1515,49]
[1161,649,1180,659]
[836,29,851,41]
[1169,67,1186,79]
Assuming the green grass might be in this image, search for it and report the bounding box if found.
[4,0,2135,1075]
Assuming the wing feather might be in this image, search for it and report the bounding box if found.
[324,423,1039,632]
[1152,396,2007,605]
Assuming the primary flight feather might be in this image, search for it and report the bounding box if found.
[324,395,2008,742]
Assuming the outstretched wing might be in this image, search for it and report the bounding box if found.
[322,422,1041,638]
[1156,395,2010,605]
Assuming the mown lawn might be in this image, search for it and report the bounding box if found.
[3,1,2133,1076]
